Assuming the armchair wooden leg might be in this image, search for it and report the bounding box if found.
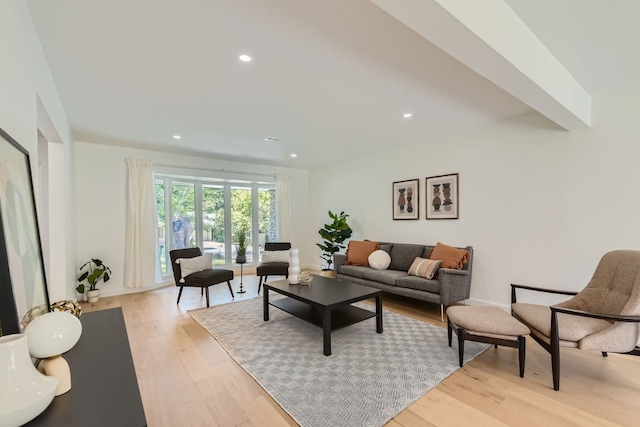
[201,288,204,296]
[447,317,453,347]
[551,310,561,391]
[177,287,184,304]
[551,347,560,390]
[227,280,234,298]
[258,276,263,294]
[518,336,526,378]
[602,352,608,357]
[205,287,210,307]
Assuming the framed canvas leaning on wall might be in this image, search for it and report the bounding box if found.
[0,127,50,335]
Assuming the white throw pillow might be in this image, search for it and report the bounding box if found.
[368,250,391,270]
[261,250,290,263]
[175,254,212,283]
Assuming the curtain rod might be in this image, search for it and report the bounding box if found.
[153,162,275,178]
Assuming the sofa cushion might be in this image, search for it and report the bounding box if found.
[408,257,441,279]
[368,250,391,270]
[422,245,435,259]
[396,276,441,293]
[427,242,469,269]
[379,244,393,254]
[336,265,369,279]
[345,240,380,266]
[362,269,408,286]
[389,244,425,271]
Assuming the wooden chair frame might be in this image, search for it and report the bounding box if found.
[511,283,640,390]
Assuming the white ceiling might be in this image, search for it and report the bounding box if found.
[25,0,640,169]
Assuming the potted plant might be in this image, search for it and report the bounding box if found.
[235,228,249,264]
[76,258,111,303]
[316,210,353,270]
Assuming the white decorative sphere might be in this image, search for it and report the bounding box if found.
[24,312,82,358]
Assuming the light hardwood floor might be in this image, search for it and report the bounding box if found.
[81,275,640,426]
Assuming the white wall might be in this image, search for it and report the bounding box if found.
[0,0,74,301]
[74,141,309,297]
[306,86,640,308]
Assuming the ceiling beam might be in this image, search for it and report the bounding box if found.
[370,0,591,130]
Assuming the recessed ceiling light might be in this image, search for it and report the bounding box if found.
[264,136,282,142]
[173,134,182,140]
[290,153,298,158]
[402,112,413,119]
[238,54,252,62]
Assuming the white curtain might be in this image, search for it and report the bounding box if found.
[124,159,156,288]
[275,173,293,243]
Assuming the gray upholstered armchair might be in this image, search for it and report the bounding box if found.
[511,250,640,390]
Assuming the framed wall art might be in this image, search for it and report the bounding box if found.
[425,173,459,220]
[0,127,50,336]
[392,179,419,220]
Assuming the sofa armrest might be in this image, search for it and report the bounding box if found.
[333,253,346,270]
[439,268,471,305]
[439,268,468,276]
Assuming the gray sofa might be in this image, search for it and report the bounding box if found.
[334,242,473,320]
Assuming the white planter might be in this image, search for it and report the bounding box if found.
[86,289,100,303]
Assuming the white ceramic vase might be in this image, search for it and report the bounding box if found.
[0,334,58,427]
[288,248,300,284]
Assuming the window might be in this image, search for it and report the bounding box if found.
[172,182,196,250]
[155,175,276,277]
[202,184,225,265]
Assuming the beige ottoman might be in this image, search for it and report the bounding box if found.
[447,306,530,377]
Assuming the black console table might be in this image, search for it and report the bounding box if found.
[27,307,147,426]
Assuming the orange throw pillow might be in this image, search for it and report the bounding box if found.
[345,241,380,266]
[427,242,469,270]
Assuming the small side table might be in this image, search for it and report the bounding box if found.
[237,261,246,294]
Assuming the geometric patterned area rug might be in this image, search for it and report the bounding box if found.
[189,297,488,427]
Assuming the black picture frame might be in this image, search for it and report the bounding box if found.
[0,127,50,335]
[392,178,419,220]
[425,173,459,220]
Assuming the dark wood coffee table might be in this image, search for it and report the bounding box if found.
[263,275,383,356]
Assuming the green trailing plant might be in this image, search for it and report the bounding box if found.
[316,210,353,270]
[76,258,111,294]
[236,228,248,256]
